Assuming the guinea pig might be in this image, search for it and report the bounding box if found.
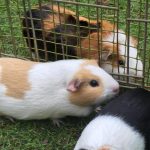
[22,4,100,61]
[22,4,143,79]
[0,58,119,124]
[77,20,143,78]
[74,88,150,150]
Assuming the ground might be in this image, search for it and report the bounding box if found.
[0,116,94,150]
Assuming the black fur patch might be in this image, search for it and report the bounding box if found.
[99,88,150,149]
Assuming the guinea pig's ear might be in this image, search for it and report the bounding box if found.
[67,79,83,92]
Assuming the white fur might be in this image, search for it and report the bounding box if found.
[0,59,119,120]
[102,30,143,77]
[74,115,145,150]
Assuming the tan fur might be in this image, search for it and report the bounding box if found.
[76,32,120,67]
[77,33,100,59]
[101,20,116,35]
[77,16,99,25]
[0,58,38,99]
[82,59,98,67]
[98,145,111,150]
[69,62,103,106]
[98,147,110,150]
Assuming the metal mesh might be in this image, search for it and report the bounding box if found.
[0,0,149,90]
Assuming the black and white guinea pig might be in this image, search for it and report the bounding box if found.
[0,58,119,123]
[74,88,150,150]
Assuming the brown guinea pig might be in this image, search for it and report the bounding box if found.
[22,4,100,61]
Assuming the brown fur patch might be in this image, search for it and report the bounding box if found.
[0,58,38,99]
[76,32,120,65]
[69,63,103,106]
[78,16,89,22]
[101,20,116,36]
[76,33,100,59]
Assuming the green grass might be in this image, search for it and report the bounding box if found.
[0,0,150,149]
[0,116,94,150]
[0,116,96,150]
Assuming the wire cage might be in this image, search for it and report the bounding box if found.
[0,0,150,90]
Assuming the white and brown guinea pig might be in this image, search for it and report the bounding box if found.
[77,20,143,78]
[74,88,150,150]
[0,58,119,123]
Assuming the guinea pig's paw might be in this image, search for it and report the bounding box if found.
[52,118,64,127]
[95,106,102,113]
[5,116,15,123]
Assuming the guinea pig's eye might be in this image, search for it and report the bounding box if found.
[89,80,99,87]
[118,60,125,66]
